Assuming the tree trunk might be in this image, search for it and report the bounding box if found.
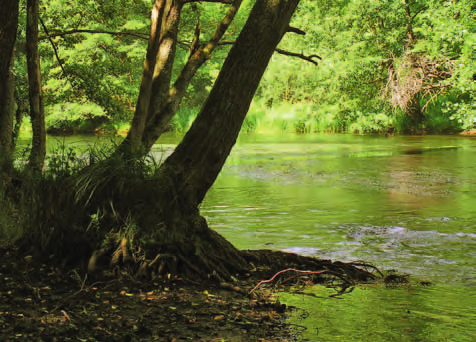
[125,0,180,156]
[0,55,15,155]
[0,0,19,159]
[11,90,26,150]
[404,0,416,48]
[26,0,46,171]
[160,0,302,206]
[119,0,243,157]
[88,0,303,280]
[121,0,182,156]
[120,0,302,279]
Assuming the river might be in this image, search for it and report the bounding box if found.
[45,133,476,341]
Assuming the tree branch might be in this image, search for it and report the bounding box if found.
[38,29,149,41]
[275,48,321,65]
[38,17,74,90]
[142,0,244,146]
[188,14,201,58]
[209,40,321,65]
[411,6,428,20]
[287,26,306,35]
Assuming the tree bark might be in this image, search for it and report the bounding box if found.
[121,0,182,156]
[404,0,416,47]
[0,55,15,155]
[0,0,19,158]
[141,0,244,150]
[26,0,46,171]
[159,0,302,206]
[11,86,26,150]
[125,0,179,156]
[119,0,243,157]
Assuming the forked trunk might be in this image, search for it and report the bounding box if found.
[129,0,302,279]
[125,0,182,156]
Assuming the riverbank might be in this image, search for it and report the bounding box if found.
[0,246,300,341]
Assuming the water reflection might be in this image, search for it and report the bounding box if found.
[42,133,476,340]
[201,134,476,341]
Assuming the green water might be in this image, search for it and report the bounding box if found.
[201,134,476,342]
[43,133,476,341]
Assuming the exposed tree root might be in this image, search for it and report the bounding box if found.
[85,232,383,298]
[242,250,382,296]
[87,216,252,282]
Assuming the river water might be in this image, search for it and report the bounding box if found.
[46,133,476,341]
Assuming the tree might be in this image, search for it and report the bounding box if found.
[0,0,46,172]
[0,0,19,159]
[120,0,246,157]
[2,0,377,287]
[26,0,46,171]
[82,0,306,279]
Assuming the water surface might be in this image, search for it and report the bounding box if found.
[200,134,476,341]
[44,133,476,341]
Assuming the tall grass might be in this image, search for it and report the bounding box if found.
[243,100,344,134]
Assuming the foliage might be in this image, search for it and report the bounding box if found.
[9,0,474,135]
[253,0,475,133]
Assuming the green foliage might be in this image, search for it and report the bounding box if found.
[36,0,151,128]
[170,107,198,133]
[253,0,474,133]
[13,0,472,135]
[45,102,108,132]
[349,112,393,134]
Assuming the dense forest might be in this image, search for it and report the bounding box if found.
[5,0,476,137]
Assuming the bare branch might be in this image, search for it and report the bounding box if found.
[421,84,452,90]
[275,48,321,65]
[38,29,149,41]
[212,39,234,46]
[209,40,321,65]
[287,26,306,35]
[38,18,72,85]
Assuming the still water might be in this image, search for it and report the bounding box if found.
[200,134,476,342]
[46,133,476,341]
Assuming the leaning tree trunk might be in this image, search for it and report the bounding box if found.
[11,90,26,151]
[160,0,302,206]
[26,0,46,171]
[0,0,19,161]
[127,0,303,280]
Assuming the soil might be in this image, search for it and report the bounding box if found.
[0,247,303,342]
